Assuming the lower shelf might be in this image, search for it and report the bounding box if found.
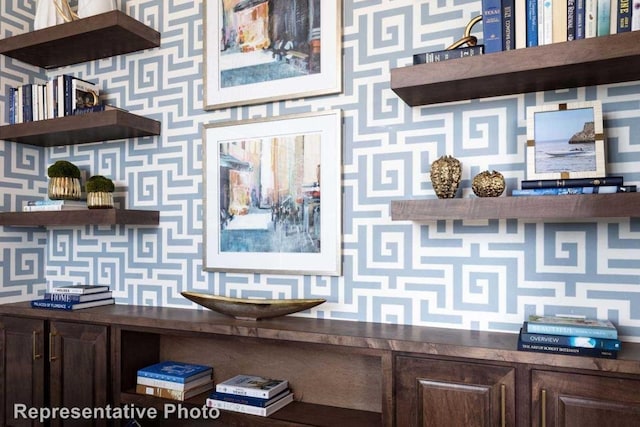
[119,391,382,427]
[0,209,160,226]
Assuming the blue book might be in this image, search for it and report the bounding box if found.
[575,0,585,38]
[526,315,618,339]
[512,185,636,196]
[517,332,618,359]
[617,0,632,32]
[567,0,576,40]
[482,0,503,53]
[520,327,621,351]
[44,291,113,303]
[31,297,115,311]
[137,361,213,384]
[527,0,539,46]
[8,87,16,124]
[207,389,291,408]
[502,0,515,50]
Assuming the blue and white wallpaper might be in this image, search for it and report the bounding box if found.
[1,0,639,340]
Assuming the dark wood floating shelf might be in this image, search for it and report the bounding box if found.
[391,193,640,221]
[0,209,159,226]
[391,31,640,106]
[0,110,161,146]
[0,10,160,69]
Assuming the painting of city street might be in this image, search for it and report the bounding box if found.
[204,0,342,109]
[526,101,606,180]
[204,111,342,276]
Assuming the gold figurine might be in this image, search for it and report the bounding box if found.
[446,15,482,50]
[54,0,79,23]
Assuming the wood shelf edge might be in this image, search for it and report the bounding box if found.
[0,209,160,226]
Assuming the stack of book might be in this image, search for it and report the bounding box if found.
[512,176,636,196]
[23,199,88,212]
[206,374,293,417]
[518,314,621,359]
[136,361,213,401]
[31,285,114,311]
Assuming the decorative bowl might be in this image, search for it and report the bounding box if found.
[181,291,326,321]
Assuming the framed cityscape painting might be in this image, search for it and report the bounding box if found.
[204,0,342,110]
[526,101,606,180]
[203,110,342,276]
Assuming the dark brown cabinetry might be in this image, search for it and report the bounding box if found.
[531,370,640,427]
[0,316,109,427]
[395,356,515,427]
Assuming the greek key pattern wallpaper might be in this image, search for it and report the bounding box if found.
[1,0,639,339]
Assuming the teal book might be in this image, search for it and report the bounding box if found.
[520,327,621,351]
[526,315,618,339]
[596,0,611,35]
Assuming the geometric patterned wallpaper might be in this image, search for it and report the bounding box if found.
[1,0,639,340]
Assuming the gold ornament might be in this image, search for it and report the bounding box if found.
[472,170,505,197]
[430,155,462,199]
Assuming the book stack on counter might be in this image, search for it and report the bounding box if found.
[136,361,213,401]
[206,374,293,417]
[512,176,636,196]
[31,285,114,311]
[518,315,621,359]
[23,199,88,212]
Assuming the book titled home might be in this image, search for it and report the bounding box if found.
[137,361,213,384]
[50,285,111,295]
[44,291,113,303]
[206,392,294,417]
[525,315,618,339]
[216,374,288,399]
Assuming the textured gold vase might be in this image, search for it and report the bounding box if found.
[48,177,81,200]
[472,170,505,197]
[87,192,114,209]
[430,155,462,199]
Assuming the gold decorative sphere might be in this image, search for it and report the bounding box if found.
[472,170,505,197]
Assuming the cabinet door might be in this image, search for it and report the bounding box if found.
[0,316,46,427]
[48,321,108,427]
[532,370,640,427]
[395,356,515,427]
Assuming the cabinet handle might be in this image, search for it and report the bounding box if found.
[500,383,506,427]
[32,331,41,360]
[541,389,547,427]
[49,332,57,362]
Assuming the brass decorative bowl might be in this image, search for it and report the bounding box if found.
[181,291,326,321]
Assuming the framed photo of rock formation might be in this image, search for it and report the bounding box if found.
[526,101,606,180]
[203,0,342,110]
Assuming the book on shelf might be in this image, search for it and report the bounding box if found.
[539,0,553,45]
[617,0,632,32]
[207,389,292,408]
[215,375,289,399]
[44,291,113,303]
[481,0,503,53]
[584,0,598,37]
[511,185,636,196]
[520,176,624,189]
[51,285,111,295]
[413,45,484,64]
[73,104,126,115]
[137,372,214,391]
[575,0,586,39]
[31,297,115,311]
[526,315,618,339]
[596,0,611,36]
[27,199,87,206]
[517,331,618,359]
[135,381,213,401]
[567,0,576,40]
[553,0,569,42]
[526,0,539,46]
[206,392,294,417]
[24,203,89,212]
[502,0,515,50]
[634,0,640,31]
[519,328,621,351]
[137,361,213,384]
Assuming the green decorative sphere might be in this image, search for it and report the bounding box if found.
[47,160,81,179]
[85,175,115,193]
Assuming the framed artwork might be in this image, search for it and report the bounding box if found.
[204,0,342,110]
[203,110,342,276]
[526,101,606,180]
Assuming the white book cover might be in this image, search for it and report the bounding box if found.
[632,0,640,30]
[552,0,567,42]
[584,0,598,37]
[215,375,288,399]
[206,392,294,417]
[540,0,554,45]
[515,0,527,49]
[136,373,213,391]
[609,0,618,34]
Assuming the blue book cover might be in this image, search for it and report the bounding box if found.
[575,0,586,38]
[520,327,621,351]
[526,315,618,339]
[44,291,113,303]
[31,297,115,311]
[567,0,576,40]
[502,0,515,50]
[617,0,632,32]
[512,185,636,196]
[8,87,16,124]
[482,0,503,53]
[527,0,539,46]
[518,333,618,359]
[137,361,213,384]
[207,389,291,408]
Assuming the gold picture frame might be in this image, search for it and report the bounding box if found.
[526,101,606,180]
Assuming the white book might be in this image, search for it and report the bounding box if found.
[50,285,111,295]
[632,0,640,30]
[584,0,598,37]
[515,0,527,49]
[609,0,618,34]
[552,0,567,42]
[206,392,294,417]
[215,375,288,399]
[24,204,88,212]
[540,0,553,45]
[136,373,213,391]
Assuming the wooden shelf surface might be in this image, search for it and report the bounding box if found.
[0,110,161,146]
[0,10,160,69]
[391,31,640,106]
[0,209,159,226]
[390,193,640,221]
